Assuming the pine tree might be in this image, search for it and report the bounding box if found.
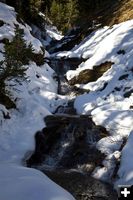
[66,0,79,29]
[29,0,42,13]
[50,0,60,25]
[0,25,33,98]
[49,0,79,33]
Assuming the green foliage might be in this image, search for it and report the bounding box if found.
[5,0,119,33]
[49,0,79,33]
[0,25,34,107]
[66,0,79,28]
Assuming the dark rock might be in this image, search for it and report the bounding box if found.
[124,89,133,98]
[49,57,86,75]
[0,20,4,27]
[44,170,117,200]
[118,74,129,80]
[73,85,90,95]
[0,93,16,109]
[99,82,108,91]
[117,49,126,55]
[27,114,109,171]
[36,74,40,78]
[2,111,11,119]
[114,87,121,91]
[47,23,100,54]
[53,105,76,115]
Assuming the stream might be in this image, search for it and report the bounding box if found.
[27,51,117,199]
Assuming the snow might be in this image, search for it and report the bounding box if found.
[45,24,63,41]
[0,2,43,53]
[62,19,133,185]
[31,19,63,47]
[0,3,73,200]
[1,0,133,197]
[66,21,133,80]
[0,164,75,200]
[115,131,133,186]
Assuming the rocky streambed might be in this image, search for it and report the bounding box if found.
[26,113,117,199]
[44,170,117,200]
[26,49,117,199]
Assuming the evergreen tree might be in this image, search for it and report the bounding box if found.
[66,0,79,29]
[50,0,60,25]
[49,0,78,33]
[0,25,33,97]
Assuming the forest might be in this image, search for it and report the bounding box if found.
[0,1,133,200]
[5,0,119,32]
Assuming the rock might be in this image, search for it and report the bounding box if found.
[118,74,129,80]
[44,170,117,200]
[2,111,11,119]
[0,20,4,27]
[69,62,114,85]
[27,114,109,172]
[49,57,86,75]
[0,93,16,109]
[130,105,133,109]
[123,89,133,98]
[48,23,100,54]
[117,49,126,55]
[53,103,76,115]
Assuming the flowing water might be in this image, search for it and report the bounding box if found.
[26,55,117,199]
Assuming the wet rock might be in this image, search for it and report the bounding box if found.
[53,100,76,115]
[49,57,87,96]
[27,114,108,172]
[48,23,100,54]
[44,170,117,200]
[69,62,114,85]
[49,57,86,75]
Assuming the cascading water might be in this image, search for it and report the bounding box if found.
[26,49,117,200]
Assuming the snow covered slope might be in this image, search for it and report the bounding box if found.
[64,20,133,185]
[31,12,63,47]
[0,164,75,200]
[0,3,73,200]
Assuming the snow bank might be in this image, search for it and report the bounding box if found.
[64,19,133,184]
[0,2,43,53]
[45,24,63,41]
[115,131,133,186]
[0,164,75,200]
[0,3,73,200]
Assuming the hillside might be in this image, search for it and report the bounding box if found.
[0,1,133,200]
[2,0,133,33]
[62,18,133,185]
[98,0,133,26]
[0,2,74,200]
